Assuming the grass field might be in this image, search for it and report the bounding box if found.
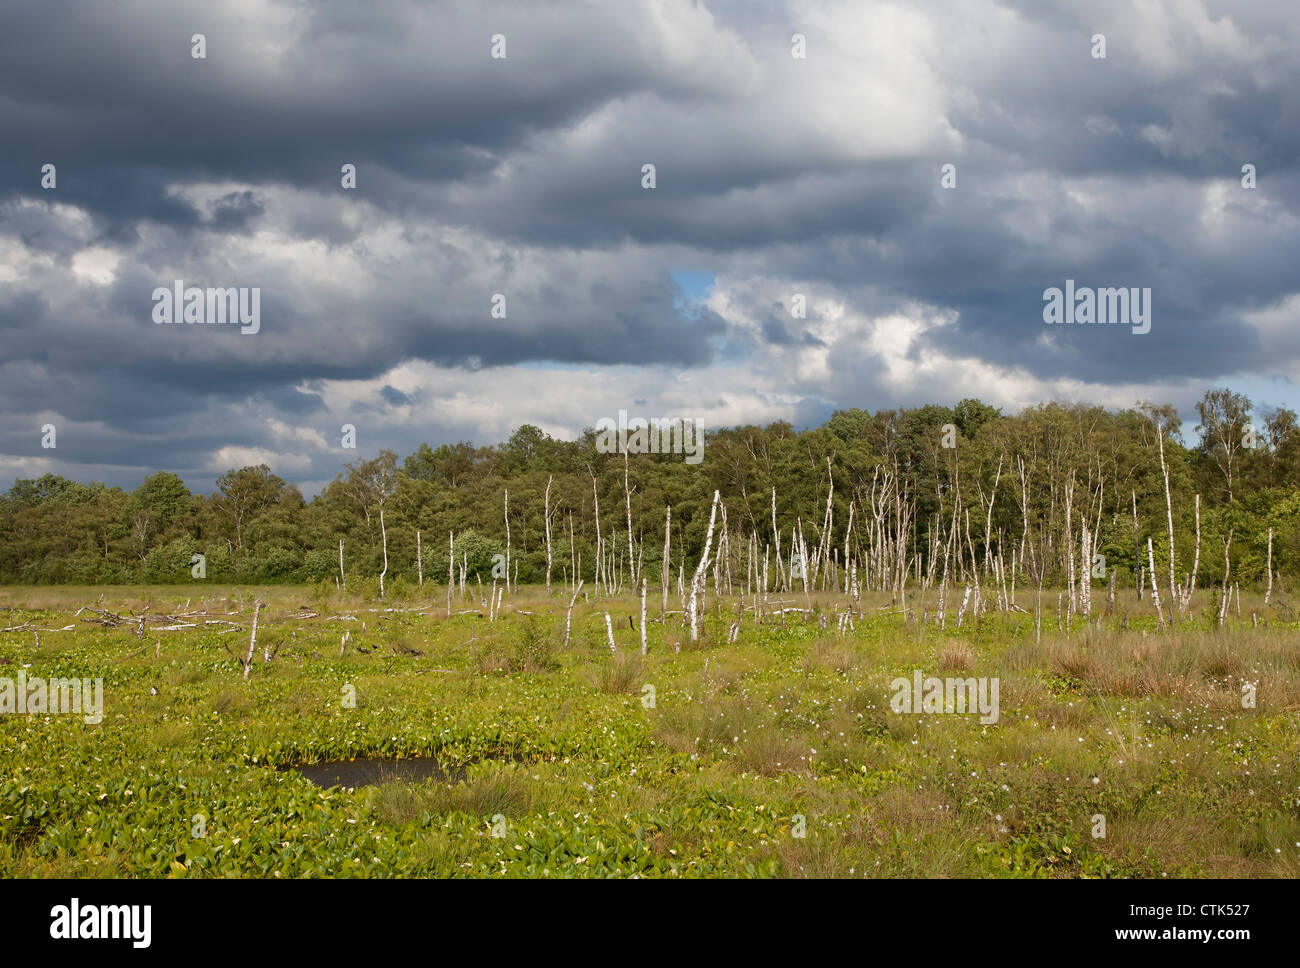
[1,583,1297,878]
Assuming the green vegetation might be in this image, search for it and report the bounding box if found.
[2,390,1297,590]
[1,584,1296,878]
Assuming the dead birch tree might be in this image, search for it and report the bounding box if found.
[503,489,511,594]
[1157,421,1177,618]
[378,508,388,598]
[640,577,648,655]
[688,491,722,642]
[1132,490,1141,599]
[564,580,584,648]
[1219,530,1234,626]
[624,450,637,586]
[772,487,785,592]
[661,505,671,620]
[242,600,263,681]
[1265,527,1274,605]
[1183,495,1201,615]
[590,470,603,596]
[1147,539,1165,628]
[544,475,554,594]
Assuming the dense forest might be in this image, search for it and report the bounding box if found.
[3,389,1297,600]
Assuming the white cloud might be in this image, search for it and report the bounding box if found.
[210,446,312,474]
[71,247,121,286]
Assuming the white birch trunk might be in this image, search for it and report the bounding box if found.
[1265,527,1274,605]
[242,600,263,681]
[544,475,553,594]
[640,577,648,656]
[564,580,584,648]
[379,508,388,598]
[688,490,722,642]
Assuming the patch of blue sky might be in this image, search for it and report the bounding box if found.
[671,269,715,317]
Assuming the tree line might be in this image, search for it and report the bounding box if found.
[2,388,1297,602]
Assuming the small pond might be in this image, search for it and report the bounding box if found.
[285,756,465,789]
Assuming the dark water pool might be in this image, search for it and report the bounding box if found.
[285,756,466,789]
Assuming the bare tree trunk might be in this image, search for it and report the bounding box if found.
[762,544,770,623]
[417,529,422,589]
[447,531,454,618]
[1265,527,1274,605]
[983,455,1003,582]
[814,457,834,588]
[379,508,388,598]
[1076,522,1086,618]
[772,487,785,592]
[688,491,722,642]
[1018,455,1031,577]
[679,563,686,629]
[1158,424,1177,616]
[661,505,671,620]
[843,500,855,594]
[1064,473,1076,614]
[746,531,754,603]
[937,540,949,629]
[796,518,812,614]
[503,489,511,594]
[1131,490,1140,599]
[564,580,584,648]
[1035,580,1042,644]
[591,471,603,597]
[998,547,1010,613]
[604,611,616,653]
[242,600,263,681]
[568,511,576,594]
[339,539,346,591]
[1186,494,1201,614]
[640,577,648,655]
[1219,530,1234,626]
[544,475,554,594]
[956,585,971,627]
[624,450,637,586]
[1147,538,1165,628]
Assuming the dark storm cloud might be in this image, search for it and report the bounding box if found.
[379,385,411,407]
[0,0,1296,492]
[0,0,745,219]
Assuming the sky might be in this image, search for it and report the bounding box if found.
[1,0,1297,495]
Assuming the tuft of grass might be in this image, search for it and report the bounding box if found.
[939,645,973,672]
[371,770,533,825]
[212,688,254,717]
[590,650,642,694]
[808,638,854,674]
